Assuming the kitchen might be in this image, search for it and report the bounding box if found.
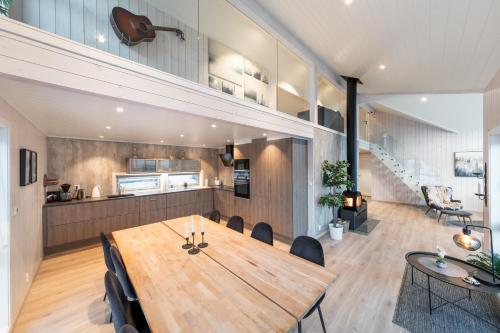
[43,136,308,254]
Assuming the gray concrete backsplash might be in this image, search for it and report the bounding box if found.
[47,137,220,195]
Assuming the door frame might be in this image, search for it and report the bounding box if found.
[0,120,11,333]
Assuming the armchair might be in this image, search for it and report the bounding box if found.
[421,186,462,215]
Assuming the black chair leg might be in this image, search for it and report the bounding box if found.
[298,321,302,333]
[318,305,326,333]
[103,291,107,302]
[425,207,431,215]
[108,312,112,324]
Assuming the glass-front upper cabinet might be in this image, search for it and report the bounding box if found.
[9,0,200,82]
[199,0,277,109]
[277,42,310,120]
[316,74,346,133]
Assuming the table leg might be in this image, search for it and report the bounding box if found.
[411,266,414,285]
[468,289,471,300]
[427,275,432,315]
[298,321,302,333]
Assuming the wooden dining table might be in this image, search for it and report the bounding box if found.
[112,215,336,333]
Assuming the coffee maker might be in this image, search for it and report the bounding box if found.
[60,183,72,202]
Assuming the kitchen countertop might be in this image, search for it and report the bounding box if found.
[44,185,234,207]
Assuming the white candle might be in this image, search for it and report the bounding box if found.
[478,181,482,195]
[184,222,188,238]
[201,217,205,232]
[191,216,195,233]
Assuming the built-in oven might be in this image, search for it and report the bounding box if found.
[233,159,250,199]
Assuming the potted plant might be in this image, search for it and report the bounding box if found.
[466,251,500,277]
[318,160,352,240]
[0,0,15,16]
[435,246,447,268]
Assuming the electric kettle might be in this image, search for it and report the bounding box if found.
[91,184,102,198]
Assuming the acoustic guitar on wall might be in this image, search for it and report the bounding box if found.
[110,6,185,46]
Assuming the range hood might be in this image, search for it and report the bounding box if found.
[219,145,234,167]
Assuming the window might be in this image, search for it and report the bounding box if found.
[317,74,346,132]
[116,175,161,193]
[168,173,200,189]
[277,42,310,119]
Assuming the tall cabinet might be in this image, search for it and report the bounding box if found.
[221,138,308,241]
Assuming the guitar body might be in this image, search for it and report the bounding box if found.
[110,7,156,46]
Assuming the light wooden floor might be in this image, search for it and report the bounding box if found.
[13,201,482,333]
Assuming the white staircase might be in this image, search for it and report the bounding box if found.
[369,143,440,199]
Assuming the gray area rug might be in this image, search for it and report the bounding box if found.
[393,264,500,333]
[351,218,380,235]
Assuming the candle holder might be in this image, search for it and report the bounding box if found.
[198,231,208,248]
[182,237,191,249]
[188,232,200,255]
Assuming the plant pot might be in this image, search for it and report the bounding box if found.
[329,223,343,240]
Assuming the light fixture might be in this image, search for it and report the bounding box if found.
[345,0,353,5]
[262,133,267,137]
[105,126,111,130]
[453,225,498,286]
[421,97,427,103]
[97,34,106,43]
[160,140,164,143]
[211,124,217,128]
[226,139,231,143]
[116,107,124,113]
[202,144,206,147]
[99,135,104,139]
[180,134,184,138]
[379,64,386,70]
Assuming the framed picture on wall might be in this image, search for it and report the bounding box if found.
[30,151,37,183]
[454,151,483,177]
[20,148,31,186]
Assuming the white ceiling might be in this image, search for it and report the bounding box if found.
[254,0,500,94]
[0,76,283,147]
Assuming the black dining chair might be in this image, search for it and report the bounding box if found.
[202,210,221,223]
[209,210,221,223]
[120,324,139,333]
[226,215,244,233]
[100,232,115,301]
[105,271,150,333]
[251,222,274,245]
[110,246,138,302]
[289,236,327,333]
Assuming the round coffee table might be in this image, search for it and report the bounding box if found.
[405,251,500,328]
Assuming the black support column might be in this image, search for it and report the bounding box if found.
[341,76,362,191]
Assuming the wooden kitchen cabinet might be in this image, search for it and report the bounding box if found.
[167,189,213,220]
[44,196,140,252]
[139,194,167,225]
[214,189,234,219]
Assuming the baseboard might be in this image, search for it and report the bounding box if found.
[314,230,328,239]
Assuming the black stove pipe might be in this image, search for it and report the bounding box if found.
[341,76,362,192]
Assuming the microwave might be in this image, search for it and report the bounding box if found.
[234,159,249,171]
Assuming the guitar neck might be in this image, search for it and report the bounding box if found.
[146,25,180,33]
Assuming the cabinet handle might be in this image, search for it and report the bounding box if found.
[149,198,158,201]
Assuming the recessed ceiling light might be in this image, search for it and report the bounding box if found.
[180,134,184,138]
[202,144,206,147]
[379,64,386,70]
[105,126,111,130]
[262,133,267,137]
[116,107,124,112]
[345,0,353,5]
[97,34,106,43]
[99,135,104,139]
[421,97,427,103]
[211,124,217,128]
[226,139,231,143]
[160,140,164,143]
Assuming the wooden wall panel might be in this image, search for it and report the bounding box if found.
[14,0,208,83]
[369,110,483,212]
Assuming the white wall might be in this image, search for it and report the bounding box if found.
[0,98,47,329]
[372,93,483,133]
[369,109,483,212]
[0,127,9,332]
[484,69,500,253]
[359,152,372,196]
